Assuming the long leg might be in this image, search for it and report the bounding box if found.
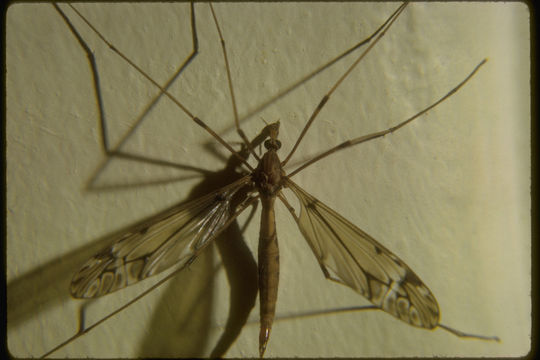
[54,3,199,157]
[281,2,409,166]
[288,59,487,177]
[60,3,254,171]
[54,3,216,192]
[208,4,260,161]
[235,2,415,128]
[207,2,409,164]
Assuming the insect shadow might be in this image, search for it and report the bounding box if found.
[7,3,387,358]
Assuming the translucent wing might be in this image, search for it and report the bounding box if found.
[71,176,252,298]
[285,179,440,329]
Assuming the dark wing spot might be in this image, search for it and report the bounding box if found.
[389,254,403,267]
[404,269,423,286]
[306,199,319,210]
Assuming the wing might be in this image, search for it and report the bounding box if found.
[284,178,440,329]
[71,176,252,298]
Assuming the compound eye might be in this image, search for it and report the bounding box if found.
[264,139,282,150]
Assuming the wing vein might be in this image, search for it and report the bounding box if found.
[71,176,252,298]
[284,178,440,329]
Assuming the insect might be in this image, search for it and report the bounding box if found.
[6,1,516,358]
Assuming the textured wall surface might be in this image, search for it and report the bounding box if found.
[7,3,530,358]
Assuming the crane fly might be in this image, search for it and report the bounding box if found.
[18,2,500,358]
